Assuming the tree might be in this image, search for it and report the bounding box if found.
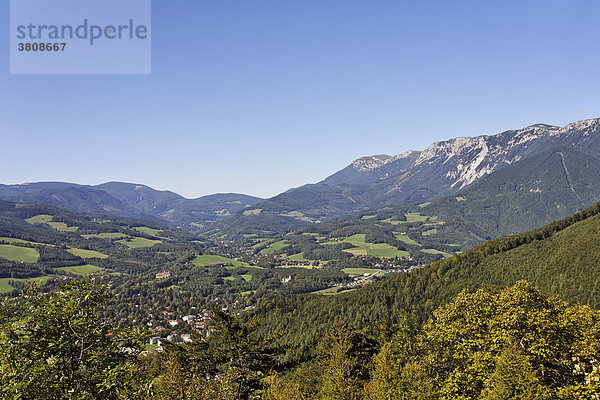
[421,281,600,399]
[0,279,148,399]
[317,321,377,400]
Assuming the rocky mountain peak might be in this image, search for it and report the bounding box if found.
[351,154,392,171]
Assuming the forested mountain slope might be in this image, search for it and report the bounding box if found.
[419,145,600,247]
[250,202,600,360]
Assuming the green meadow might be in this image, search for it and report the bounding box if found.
[394,233,420,246]
[192,254,252,268]
[335,234,409,258]
[82,232,128,239]
[0,237,54,247]
[422,248,454,258]
[116,237,162,248]
[286,253,308,262]
[260,240,288,255]
[25,214,53,224]
[66,248,108,259]
[422,228,438,236]
[133,226,164,237]
[341,267,380,276]
[405,212,429,223]
[0,276,51,294]
[0,244,39,263]
[54,265,103,275]
[25,215,77,232]
[242,209,262,216]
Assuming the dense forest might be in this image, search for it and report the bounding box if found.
[1,279,599,399]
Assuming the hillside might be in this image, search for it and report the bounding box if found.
[96,182,263,228]
[0,199,196,291]
[0,182,262,230]
[212,118,600,237]
[0,183,149,220]
[417,145,600,247]
[249,202,600,360]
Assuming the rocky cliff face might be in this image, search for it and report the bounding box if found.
[323,118,600,200]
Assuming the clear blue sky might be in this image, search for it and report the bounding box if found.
[2,0,600,198]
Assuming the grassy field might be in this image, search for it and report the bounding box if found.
[345,234,367,246]
[394,233,420,246]
[277,264,320,269]
[422,229,438,236]
[116,237,162,248]
[241,274,252,281]
[47,221,78,232]
[311,287,343,295]
[286,253,308,262]
[0,276,51,293]
[313,287,358,296]
[25,214,53,224]
[405,212,429,223]
[342,268,380,276]
[25,215,77,232]
[344,248,368,256]
[368,243,410,258]
[83,232,128,239]
[133,226,164,237]
[0,244,39,263]
[280,210,304,218]
[0,279,13,293]
[337,234,409,258]
[242,209,262,216]
[422,248,454,258]
[381,217,404,225]
[223,276,237,281]
[0,237,54,247]
[192,255,251,268]
[418,202,432,208]
[67,248,108,259]
[260,240,288,255]
[456,196,466,201]
[55,265,103,275]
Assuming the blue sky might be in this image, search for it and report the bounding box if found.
[2,0,600,198]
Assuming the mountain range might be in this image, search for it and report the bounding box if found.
[212,118,600,238]
[2,117,600,243]
[0,182,262,229]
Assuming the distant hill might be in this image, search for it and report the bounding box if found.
[95,182,262,229]
[0,183,151,221]
[0,182,262,230]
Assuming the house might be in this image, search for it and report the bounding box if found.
[149,336,162,346]
[181,334,192,343]
[166,334,179,342]
[155,271,172,279]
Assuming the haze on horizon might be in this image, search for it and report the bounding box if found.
[2,1,600,198]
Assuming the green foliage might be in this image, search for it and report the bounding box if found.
[151,308,280,400]
[316,322,377,400]
[0,279,148,399]
[263,282,600,399]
